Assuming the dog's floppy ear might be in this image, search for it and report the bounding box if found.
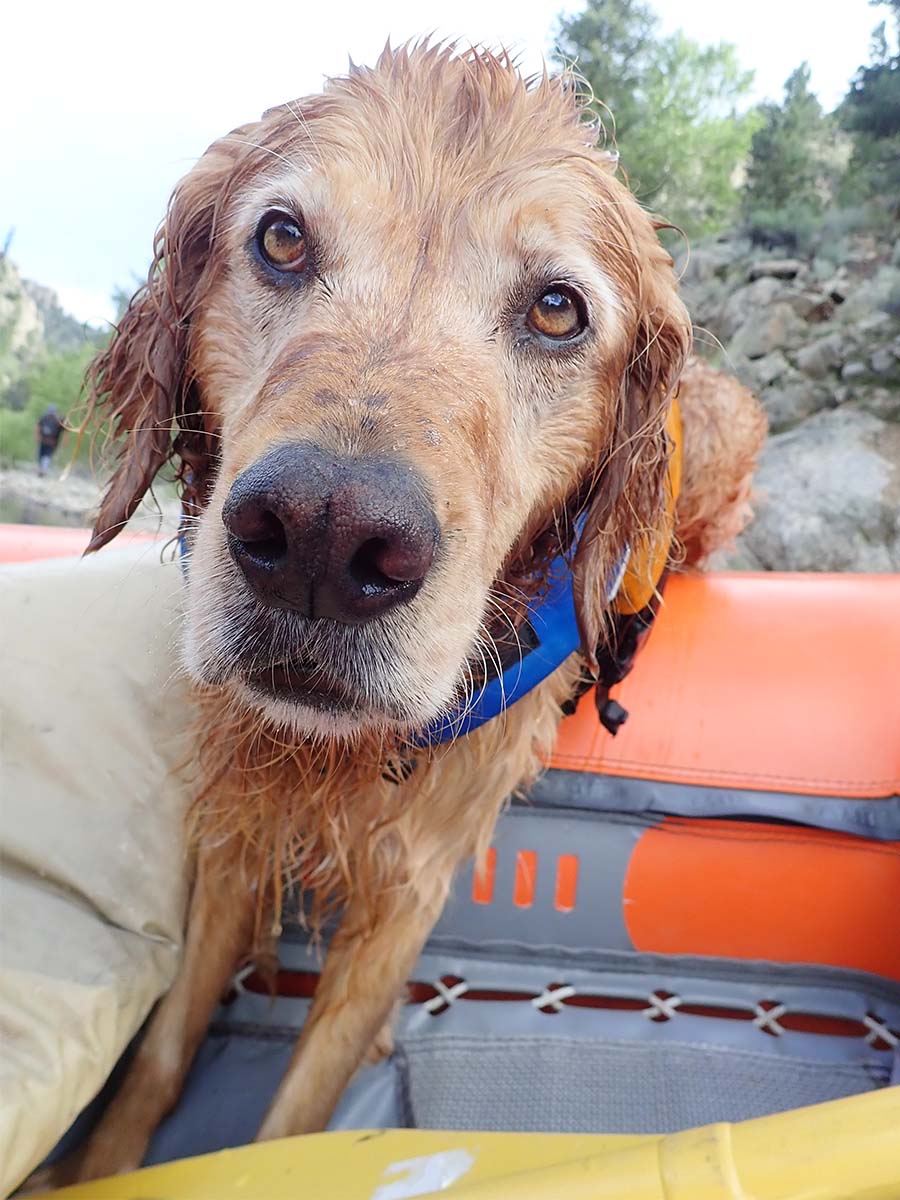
[572,220,691,667]
[85,128,257,552]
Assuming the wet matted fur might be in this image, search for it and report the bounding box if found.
[34,42,766,1186]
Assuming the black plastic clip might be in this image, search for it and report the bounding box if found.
[598,697,629,735]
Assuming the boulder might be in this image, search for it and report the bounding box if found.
[793,335,844,378]
[797,294,836,324]
[840,265,900,323]
[842,360,868,382]
[738,407,900,571]
[811,255,838,282]
[676,242,747,332]
[871,345,900,377]
[682,278,731,336]
[759,379,831,432]
[747,258,805,282]
[736,350,790,390]
[857,312,893,336]
[761,287,836,324]
[857,387,900,422]
[822,276,851,304]
[844,243,881,278]
[676,242,739,284]
[729,302,806,360]
[718,276,785,340]
[832,384,853,406]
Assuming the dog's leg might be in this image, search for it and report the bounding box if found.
[256,885,445,1140]
[29,845,256,1188]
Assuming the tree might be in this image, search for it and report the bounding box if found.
[555,0,659,148]
[556,0,757,236]
[742,64,832,216]
[839,0,900,211]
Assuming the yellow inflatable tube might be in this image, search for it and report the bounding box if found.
[47,1087,900,1200]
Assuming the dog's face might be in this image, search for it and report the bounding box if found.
[90,47,689,739]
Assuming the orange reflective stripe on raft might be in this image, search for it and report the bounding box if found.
[623,817,900,980]
[0,523,160,562]
[547,573,900,800]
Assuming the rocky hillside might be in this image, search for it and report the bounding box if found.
[679,233,900,571]
[0,254,90,394]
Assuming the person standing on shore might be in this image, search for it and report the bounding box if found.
[36,405,64,476]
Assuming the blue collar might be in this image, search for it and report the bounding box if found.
[417,538,629,746]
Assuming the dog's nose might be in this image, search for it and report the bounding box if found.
[222,443,439,623]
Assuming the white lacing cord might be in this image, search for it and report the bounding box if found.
[864,1014,900,1048]
[531,985,577,1012]
[416,983,898,1051]
[423,979,470,1014]
[753,1003,788,1036]
[230,963,256,996]
[643,992,683,1020]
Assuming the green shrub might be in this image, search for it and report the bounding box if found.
[0,345,99,466]
[742,202,819,253]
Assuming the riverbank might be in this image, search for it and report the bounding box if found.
[0,466,181,534]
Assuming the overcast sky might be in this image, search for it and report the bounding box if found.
[3,0,880,324]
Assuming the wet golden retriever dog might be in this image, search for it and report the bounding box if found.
[41,42,765,1184]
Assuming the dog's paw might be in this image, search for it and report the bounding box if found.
[17,1156,80,1196]
[18,1137,147,1195]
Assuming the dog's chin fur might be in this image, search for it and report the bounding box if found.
[226,676,453,742]
[227,681,400,742]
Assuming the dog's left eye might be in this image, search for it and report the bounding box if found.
[256,212,308,272]
[527,285,587,340]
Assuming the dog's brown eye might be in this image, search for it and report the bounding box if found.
[257,213,307,271]
[527,286,586,340]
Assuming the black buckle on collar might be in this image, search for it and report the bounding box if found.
[562,573,668,735]
[596,575,668,733]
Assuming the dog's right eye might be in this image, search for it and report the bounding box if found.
[256,212,308,272]
[526,284,587,341]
